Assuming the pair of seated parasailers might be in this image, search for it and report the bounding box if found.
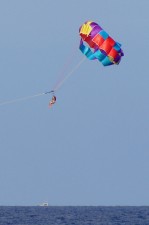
[49,95,56,108]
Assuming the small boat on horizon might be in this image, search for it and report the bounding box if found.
[38,202,49,206]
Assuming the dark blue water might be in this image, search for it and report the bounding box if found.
[0,206,149,225]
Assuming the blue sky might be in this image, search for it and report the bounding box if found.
[0,0,149,206]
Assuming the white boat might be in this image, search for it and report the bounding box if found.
[38,202,49,206]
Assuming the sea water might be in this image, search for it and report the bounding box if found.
[0,206,149,225]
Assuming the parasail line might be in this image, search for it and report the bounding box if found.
[53,45,77,91]
[0,92,46,106]
[53,56,85,91]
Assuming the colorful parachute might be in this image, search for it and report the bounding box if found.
[79,21,124,66]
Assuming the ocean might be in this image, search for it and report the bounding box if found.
[0,206,149,225]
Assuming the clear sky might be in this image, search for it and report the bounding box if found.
[0,0,149,206]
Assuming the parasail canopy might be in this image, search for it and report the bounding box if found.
[79,21,124,66]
